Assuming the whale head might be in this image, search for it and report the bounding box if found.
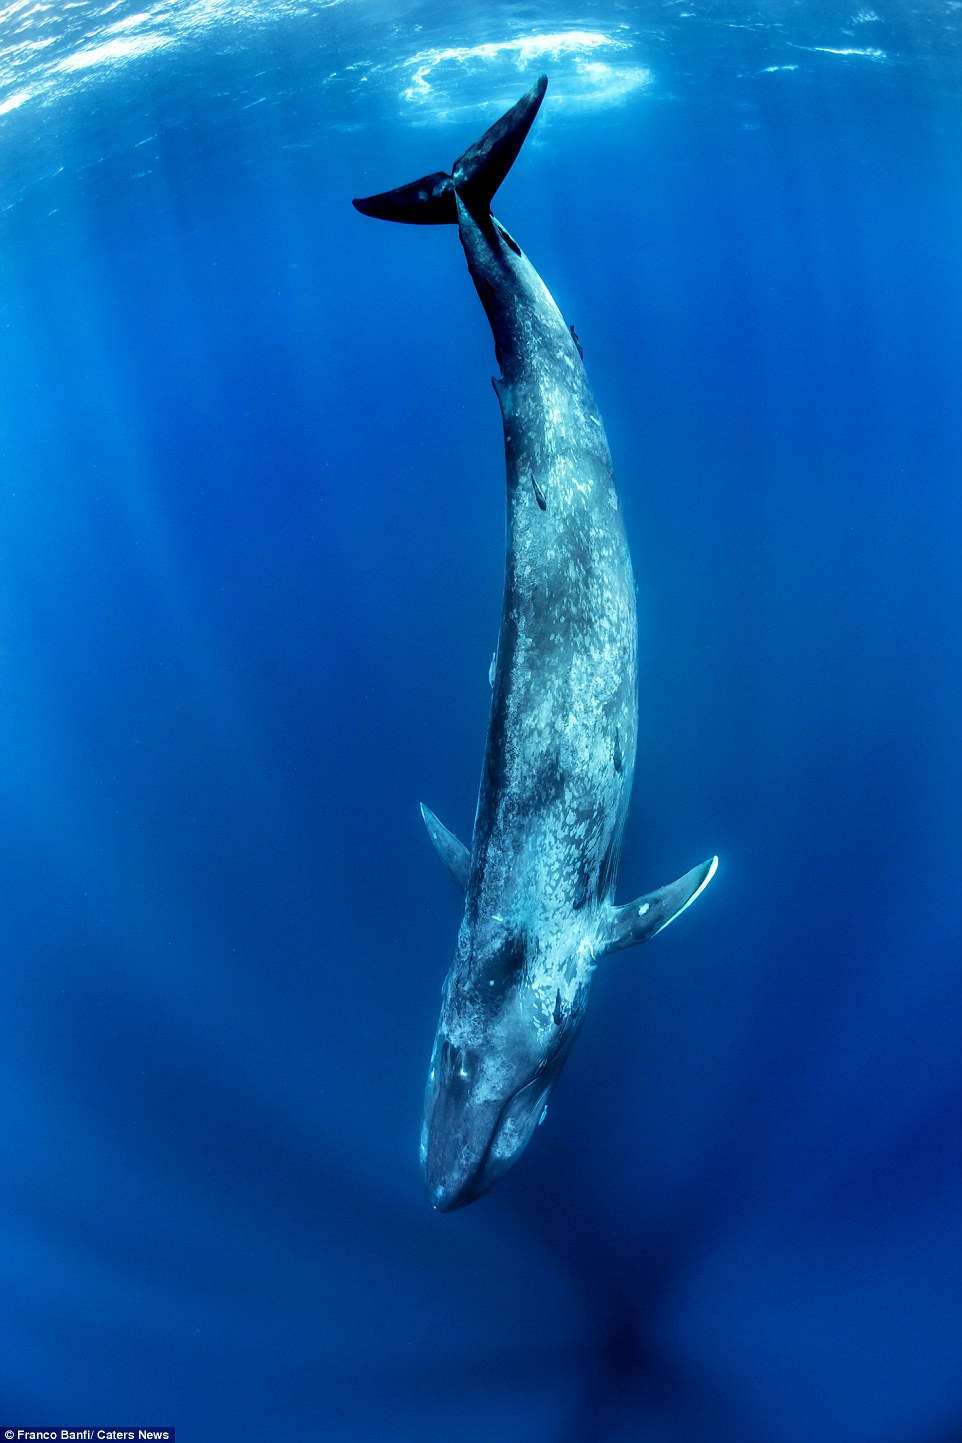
[420,949,585,1211]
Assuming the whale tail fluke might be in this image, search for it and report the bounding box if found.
[352,75,547,225]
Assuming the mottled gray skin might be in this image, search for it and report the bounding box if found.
[421,198,638,1210]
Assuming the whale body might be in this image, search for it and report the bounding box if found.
[354,76,717,1211]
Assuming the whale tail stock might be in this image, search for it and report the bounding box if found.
[352,75,548,225]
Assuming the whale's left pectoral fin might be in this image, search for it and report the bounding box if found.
[604,856,718,954]
[420,802,470,890]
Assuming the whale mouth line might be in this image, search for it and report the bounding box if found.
[432,999,584,1208]
[432,1065,551,1211]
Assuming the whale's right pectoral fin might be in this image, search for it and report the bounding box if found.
[419,802,470,890]
[603,856,718,955]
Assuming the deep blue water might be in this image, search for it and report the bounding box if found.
[1,4,961,1440]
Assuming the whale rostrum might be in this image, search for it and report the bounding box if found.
[354,76,717,1211]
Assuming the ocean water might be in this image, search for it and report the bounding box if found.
[1,4,961,1440]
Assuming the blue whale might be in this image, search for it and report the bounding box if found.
[354,76,717,1210]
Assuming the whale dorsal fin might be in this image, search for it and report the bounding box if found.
[603,856,718,954]
[419,802,470,890]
